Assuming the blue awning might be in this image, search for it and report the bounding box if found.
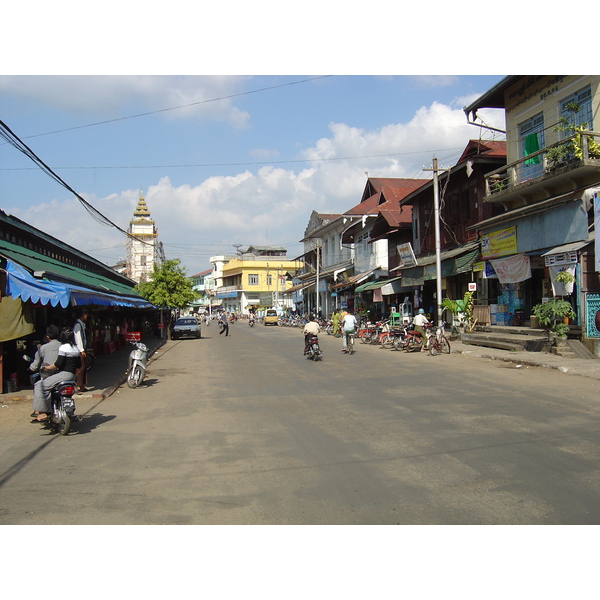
[5,260,71,307]
[5,260,153,309]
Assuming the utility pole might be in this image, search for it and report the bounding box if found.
[423,157,449,325]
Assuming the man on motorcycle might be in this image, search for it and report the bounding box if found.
[29,324,61,419]
[302,315,320,355]
[31,326,81,423]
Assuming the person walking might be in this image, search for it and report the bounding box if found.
[218,313,229,336]
[73,308,89,393]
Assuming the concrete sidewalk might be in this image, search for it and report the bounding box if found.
[1,336,167,405]
[449,339,600,380]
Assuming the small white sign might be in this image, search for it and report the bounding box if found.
[468,282,477,292]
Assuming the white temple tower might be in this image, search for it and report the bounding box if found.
[126,190,165,282]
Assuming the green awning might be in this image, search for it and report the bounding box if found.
[0,239,152,307]
[455,248,480,274]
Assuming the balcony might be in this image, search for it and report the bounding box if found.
[483,130,600,206]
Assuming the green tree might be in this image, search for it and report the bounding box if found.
[135,258,199,309]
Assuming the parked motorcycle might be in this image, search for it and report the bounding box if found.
[127,341,148,388]
[305,334,323,361]
[23,355,79,435]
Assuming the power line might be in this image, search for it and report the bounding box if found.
[0,118,152,246]
[0,147,466,172]
[12,76,334,141]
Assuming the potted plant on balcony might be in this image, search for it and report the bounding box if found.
[532,298,575,346]
[545,102,600,170]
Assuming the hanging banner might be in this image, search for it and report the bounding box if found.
[481,226,518,259]
[595,191,600,272]
[489,254,532,284]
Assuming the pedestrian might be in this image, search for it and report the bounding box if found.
[340,309,357,353]
[73,308,89,393]
[29,324,61,419]
[218,313,229,336]
[332,310,339,337]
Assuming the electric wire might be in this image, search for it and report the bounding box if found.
[0,119,152,246]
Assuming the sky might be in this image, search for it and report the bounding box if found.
[0,73,507,275]
[1,4,593,592]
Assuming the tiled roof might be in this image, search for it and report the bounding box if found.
[346,178,428,216]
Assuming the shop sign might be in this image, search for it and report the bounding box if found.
[481,226,517,259]
[544,252,578,267]
[396,242,418,268]
[472,261,485,272]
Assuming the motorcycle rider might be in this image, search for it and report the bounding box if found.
[413,308,430,352]
[31,326,81,423]
[29,324,61,419]
[302,315,320,355]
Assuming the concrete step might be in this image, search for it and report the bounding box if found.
[566,340,597,360]
[460,330,550,353]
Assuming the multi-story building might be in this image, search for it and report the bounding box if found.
[215,246,302,314]
[126,191,165,283]
[290,211,352,316]
[395,139,506,322]
[336,177,428,315]
[464,76,600,353]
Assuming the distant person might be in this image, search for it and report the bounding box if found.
[340,310,357,353]
[218,313,229,337]
[413,308,430,352]
[302,315,320,354]
[73,308,89,393]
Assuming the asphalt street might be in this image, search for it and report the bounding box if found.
[1,321,599,525]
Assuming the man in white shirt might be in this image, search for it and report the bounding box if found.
[73,308,89,393]
[341,310,357,352]
[413,308,430,352]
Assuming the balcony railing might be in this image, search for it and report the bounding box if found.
[484,130,600,201]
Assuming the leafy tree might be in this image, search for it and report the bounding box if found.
[135,258,199,310]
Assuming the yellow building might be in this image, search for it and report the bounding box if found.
[217,246,302,313]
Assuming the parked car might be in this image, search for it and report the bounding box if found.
[171,317,201,339]
[264,309,278,326]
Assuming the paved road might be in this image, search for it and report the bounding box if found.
[1,321,599,524]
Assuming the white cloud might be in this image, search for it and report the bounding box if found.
[8,97,506,274]
[0,75,252,128]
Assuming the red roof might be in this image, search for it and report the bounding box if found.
[346,178,428,216]
[457,139,506,164]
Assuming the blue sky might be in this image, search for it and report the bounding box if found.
[0,74,508,275]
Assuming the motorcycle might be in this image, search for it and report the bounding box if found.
[248,317,255,327]
[305,334,323,361]
[127,341,148,388]
[23,355,79,435]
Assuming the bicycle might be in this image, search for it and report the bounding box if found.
[426,323,451,356]
[344,330,356,355]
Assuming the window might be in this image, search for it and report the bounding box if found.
[266,274,273,286]
[560,85,593,131]
[519,112,545,180]
[248,274,258,285]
